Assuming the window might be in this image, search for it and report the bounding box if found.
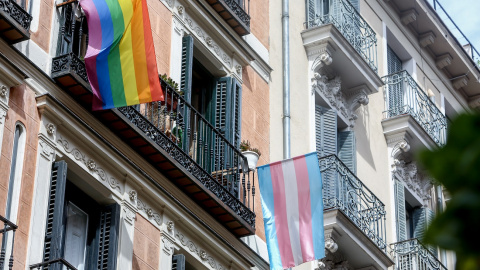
[42,161,120,269]
[315,105,356,173]
[57,2,88,59]
[306,0,360,26]
[180,35,242,148]
[1,123,26,268]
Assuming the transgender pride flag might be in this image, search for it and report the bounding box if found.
[257,152,325,270]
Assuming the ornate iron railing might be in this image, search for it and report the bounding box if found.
[117,79,256,228]
[305,0,378,73]
[30,258,78,270]
[0,0,32,31]
[382,71,447,146]
[391,238,446,270]
[319,154,387,251]
[0,215,17,270]
[223,0,250,27]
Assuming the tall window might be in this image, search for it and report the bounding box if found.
[2,123,26,269]
[41,161,120,269]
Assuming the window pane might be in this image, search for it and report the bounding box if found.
[64,202,89,270]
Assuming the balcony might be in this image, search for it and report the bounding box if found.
[50,1,255,237]
[302,0,383,95]
[205,0,250,36]
[382,0,480,105]
[305,0,378,73]
[319,155,393,269]
[391,238,447,270]
[0,0,32,44]
[0,215,17,269]
[382,71,447,148]
[30,258,78,270]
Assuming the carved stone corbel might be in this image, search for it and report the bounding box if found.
[391,138,410,160]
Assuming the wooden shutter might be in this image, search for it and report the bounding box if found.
[315,105,338,206]
[93,203,121,270]
[172,254,185,270]
[306,0,318,27]
[315,105,337,158]
[387,46,404,116]
[232,79,242,148]
[394,180,407,242]
[181,36,193,102]
[337,131,356,174]
[348,0,359,11]
[43,161,68,270]
[413,207,437,255]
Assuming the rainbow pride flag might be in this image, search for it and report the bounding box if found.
[80,0,163,110]
[257,152,325,269]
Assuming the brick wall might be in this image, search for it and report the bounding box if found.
[0,85,39,270]
[241,66,269,241]
[132,214,161,270]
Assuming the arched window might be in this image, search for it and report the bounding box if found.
[5,122,26,222]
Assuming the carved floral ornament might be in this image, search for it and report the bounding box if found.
[0,85,7,98]
[390,140,433,206]
[176,5,242,76]
[57,136,122,193]
[175,231,228,270]
[311,69,369,128]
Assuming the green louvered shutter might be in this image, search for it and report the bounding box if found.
[413,207,437,255]
[92,203,120,270]
[337,131,356,174]
[348,0,359,11]
[232,78,242,148]
[315,105,337,158]
[395,180,407,242]
[180,36,194,151]
[387,46,404,116]
[315,105,338,208]
[181,36,193,102]
[306,0,318,27]
[43,161,68,270]
[172,254,185,270]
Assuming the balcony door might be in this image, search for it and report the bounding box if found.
[387,46,403,116]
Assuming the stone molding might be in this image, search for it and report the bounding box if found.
[56,136,122,193]
[312,72,369,128]
[0,85,9,123]
[38,134,56,161]
[316,250,352,270]
[175,231,229,270]
[392,160,433,207]
[136,198,163,226]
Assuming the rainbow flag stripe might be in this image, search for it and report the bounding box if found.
[80,0,163,110]
[258,152,325,269]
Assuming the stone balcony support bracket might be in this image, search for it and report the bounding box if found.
[401,9,418,25]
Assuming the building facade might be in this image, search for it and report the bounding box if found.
[0,0,271,269]
[268,0,479,270]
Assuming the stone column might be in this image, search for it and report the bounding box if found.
[26,112,58,266]
[116,190,138,270]
[160,219,178,270]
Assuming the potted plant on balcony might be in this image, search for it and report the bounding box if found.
[240,140,262,172]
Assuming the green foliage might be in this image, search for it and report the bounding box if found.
[160,74,182,95]
[239,140,261,157]
[418,113,480,270]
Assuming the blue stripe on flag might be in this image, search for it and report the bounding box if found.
[257,164,283,270]
[305,152,325,259]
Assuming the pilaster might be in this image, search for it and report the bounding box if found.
[116,189,139,270]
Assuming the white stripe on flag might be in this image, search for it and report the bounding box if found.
[282,159,304,265]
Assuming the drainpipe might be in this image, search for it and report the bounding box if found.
[282,0,291,159]
[436,184,448,266]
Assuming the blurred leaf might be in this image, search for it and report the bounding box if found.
[418,113,480,270]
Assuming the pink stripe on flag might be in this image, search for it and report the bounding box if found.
[294,156,316,262]
[270,162,295,268]
[80,0,103,109]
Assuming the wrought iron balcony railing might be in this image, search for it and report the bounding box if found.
[206,0,250,36]
[319,155,387,251]
[0,215,17,270]
[30,258,78,270]
[382,71,447,146]
[391,238,446,270]
[0,0,32,43]
[117,81,256,228]
[305,0,378,73]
